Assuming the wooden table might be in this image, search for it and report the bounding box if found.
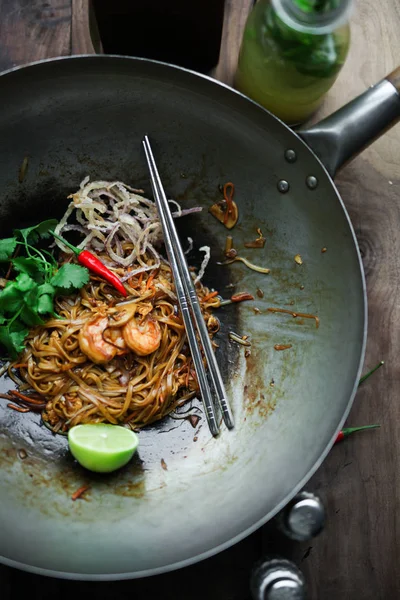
[0,1,399,598]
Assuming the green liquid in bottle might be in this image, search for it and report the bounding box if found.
[235,0,350,125]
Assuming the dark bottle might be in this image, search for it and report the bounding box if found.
[92,0,226,74]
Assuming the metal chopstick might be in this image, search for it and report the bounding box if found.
[142,137,219,436]
[142,135,234,433]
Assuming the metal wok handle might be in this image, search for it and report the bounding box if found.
[298,66,400,177]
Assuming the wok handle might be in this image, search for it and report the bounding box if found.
[298,67,400,177]
[386,66,400,93]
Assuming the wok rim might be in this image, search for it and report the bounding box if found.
[0,54,368,580]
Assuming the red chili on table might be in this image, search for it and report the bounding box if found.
[335,424,380,444]
[51,231,127,297]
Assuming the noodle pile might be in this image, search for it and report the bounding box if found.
[10,179,219,432]
[13,262,220,432]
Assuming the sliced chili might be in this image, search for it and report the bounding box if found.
[202,290,219,303]
[146,272,156,290]
[71,485,90,501]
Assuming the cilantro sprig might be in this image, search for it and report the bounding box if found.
[0,219,89,358]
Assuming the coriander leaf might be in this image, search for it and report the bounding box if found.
[0,324,28,358]
[0,327,16,357]
[10,328,29,355]
[38,282,55,296]
[15,219,58,244]
[0,316,6,326]
[12,257,46,282]
[24,284,40,313]
[15,273,36,293]
[10,319,29,333]
[19,279,41,325]
[20,305,44,327]
[50,264,89,291]
[0,237,17,261]
[37,294,54,315]
[34,219,59,240]
[0,283,24,313]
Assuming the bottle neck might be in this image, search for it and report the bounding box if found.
[271,0,352,34]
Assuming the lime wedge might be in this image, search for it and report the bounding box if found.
[68,424,139,473]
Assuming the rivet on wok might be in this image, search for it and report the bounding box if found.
[306,175,318,190]
[284,149,297,163]
[277,180,290,193]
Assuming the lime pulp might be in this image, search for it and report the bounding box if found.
[68,423,139,473]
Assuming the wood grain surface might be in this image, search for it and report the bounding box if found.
[290,2,400,598]
[71,0,96,55]
[0,0,71,70]
[0,1,400,599]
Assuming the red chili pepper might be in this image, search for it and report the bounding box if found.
[335,424,380,444]
[51,231,127,297]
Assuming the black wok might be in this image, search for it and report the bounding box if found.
[0,56,398,579]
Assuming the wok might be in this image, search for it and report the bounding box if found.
[0,56,399,580]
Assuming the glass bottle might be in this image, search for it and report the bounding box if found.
[92,0,226,73]
[234,0,352,125]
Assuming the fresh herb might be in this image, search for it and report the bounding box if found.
[0,219,89,358]
[50,263,91,291]
[0,238,17,261]
[265,3,345,78]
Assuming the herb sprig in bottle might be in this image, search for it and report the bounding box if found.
[235,0,352,125]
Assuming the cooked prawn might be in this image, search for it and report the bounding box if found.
[103,327,128,356]
[122,316,162,356]
[78,315,117,364]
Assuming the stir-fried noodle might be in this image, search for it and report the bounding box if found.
[11,180,218,432]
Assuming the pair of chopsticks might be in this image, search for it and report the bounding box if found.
[142,136,234,436]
